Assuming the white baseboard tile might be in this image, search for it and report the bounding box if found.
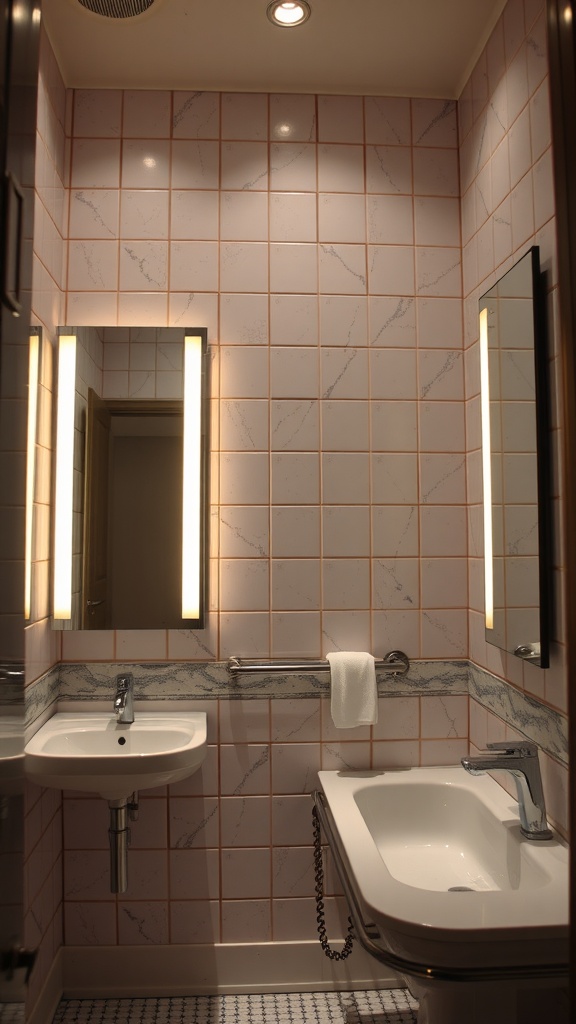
[27,948,63,1024]
[63,942,400,998]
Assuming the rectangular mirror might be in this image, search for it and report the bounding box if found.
[479,246,550,667]
[52,326,208,631]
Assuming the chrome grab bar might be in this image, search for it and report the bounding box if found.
[227,650,409,676]
[312,790,568,983]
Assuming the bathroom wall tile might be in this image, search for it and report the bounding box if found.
[121,139,170,188]
[220,242,269,292]
[373,696,419,739]
[372,558,419,610]
[270,295,318,345]
[364,96,411,145]
[271,743,321,794]
[271,611,321,657]
[220,699,270,743]
[119,240,168,291]
[370,349,417,400]
[221,141,268,190]
[271,507,320,557]
[271,559,320,611]
[219,612,270,658]
[421,695,468,739]
[221,848,271,899]
[272,796,315,846]
[372,740,421,768]
[170,190,218,240]
[119,291,168,325]
[172,92,220,139]
[420,453,466,504]
[115,630,167,660]
[271,699,321,742]
[60,629,115,662]
[368,296,417,347]
[320,741,372,772]
[271,348,319,398]
[170,900,220,943]
[220,559,269,611]
[270,94,316,142]
[67,240,118,291]
[64,851,110,900]
[125,850,168,898]
[171,140,220,188]
[413,148,459,196]
[129,798,168,849]
[526,12,548,94]
[420,506,467,556]
[220,506,269,558]
[64,902,117,946]
[220,191,268,241]
[419,402,465,452]
[371,506,418,557]
[69,189,119,239]
[318,95,363,143]
[221,900,271,943]
[118,902,169,945]
[220,401,269,451]
[318,144,364,192]
[220,293,269,345]
[169,797,219,850]
[321,348,368,400]
[170,849,221,899]
[319,243,367,294]
[321,400,369,450]
[371,453,418,504]
[416,247,461,297]
[271,453,319,504]
[322,506,370,557]
[320,296,368,347]
[367,194,413,245]
[222,93,268,140]
[120,190,169,239]
[220,347,269,398]
[270,193,317,242]
[420,738,469,766]
[414,197,460,247]
[271,401,319,451]
[412,99,457,148]
[73,89,122,138]
[421,609,467,658]
[270,142,316,190]
[63,798,108,849]
[365,145,412,194]
[368,245,414,295]
[270,243,318,293]
[220,796,270,847]
[322,559,370,609]
[123,90,171,138]
[368,397,414,450]
[318,194,366,243]
[272,847,314,898]
[220,744,270,796]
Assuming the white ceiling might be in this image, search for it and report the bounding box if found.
[43,0,508,98]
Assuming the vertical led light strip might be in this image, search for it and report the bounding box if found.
[24,333,40,620]
[479,307,494,630]
[182,333,203,619]
[53,334,77,620]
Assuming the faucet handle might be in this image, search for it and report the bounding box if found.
[115,672,133,692]
[487,740,537,756]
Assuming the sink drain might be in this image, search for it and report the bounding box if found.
[447,886,475,892]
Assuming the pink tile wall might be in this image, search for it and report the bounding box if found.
[61,695,469,946]
[61,89,467,665]
[460,0,566,713]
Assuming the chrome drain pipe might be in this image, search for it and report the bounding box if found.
[108,795,138,893]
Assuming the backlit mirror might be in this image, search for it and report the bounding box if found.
[52,326,208,631]
[479,247,550,668]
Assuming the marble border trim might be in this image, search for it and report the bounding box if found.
[468,662,568,764]
[26,660,568,765]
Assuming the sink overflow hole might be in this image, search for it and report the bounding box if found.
[447,886,475,892]
[117,736,127,745]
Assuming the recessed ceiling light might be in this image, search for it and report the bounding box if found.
[266,1,311,27]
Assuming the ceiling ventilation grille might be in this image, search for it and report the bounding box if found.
[78,0,155,17]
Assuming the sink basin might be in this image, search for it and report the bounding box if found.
[24,711,207,800]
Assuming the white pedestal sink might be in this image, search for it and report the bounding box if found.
[24,710,207,800]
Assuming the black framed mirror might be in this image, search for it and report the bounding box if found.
[479,246,551,668]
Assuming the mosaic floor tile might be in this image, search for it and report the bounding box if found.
[52,989,418,1023]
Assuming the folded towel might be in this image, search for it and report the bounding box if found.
[327,651,378,729]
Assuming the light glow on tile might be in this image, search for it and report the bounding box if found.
[24,332,40,620]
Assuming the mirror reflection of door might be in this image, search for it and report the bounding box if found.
[83,391,184,629]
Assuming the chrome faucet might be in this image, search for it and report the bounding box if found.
[461,740,553,840]
[114,673,134,724]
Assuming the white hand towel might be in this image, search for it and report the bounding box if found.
[327,651,378,729]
